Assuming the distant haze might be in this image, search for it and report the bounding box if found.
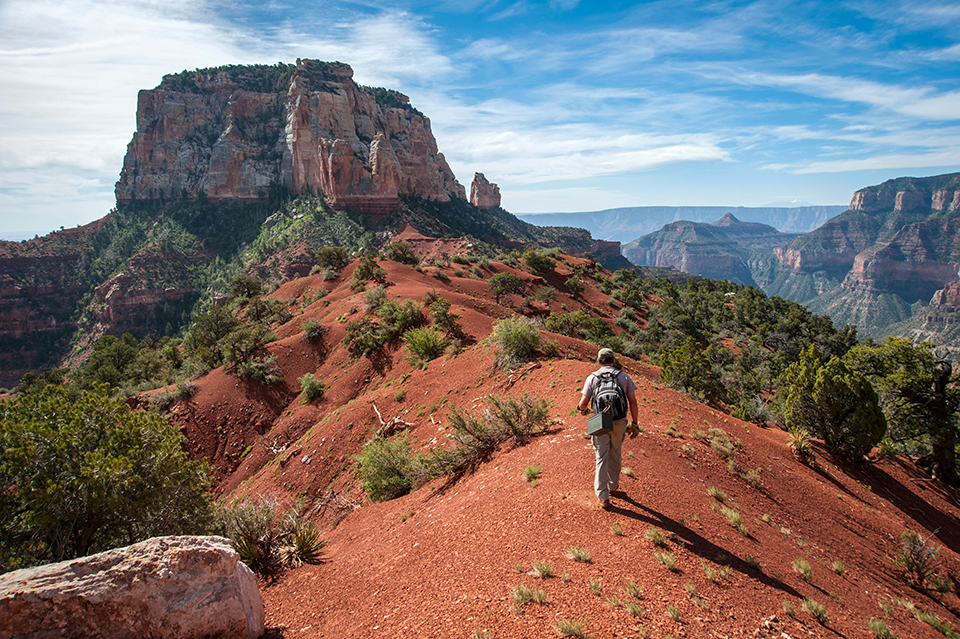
[519,205,848,245]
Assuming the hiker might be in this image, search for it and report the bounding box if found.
[578,348,639,508]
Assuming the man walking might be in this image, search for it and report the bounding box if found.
[578,348,639,508]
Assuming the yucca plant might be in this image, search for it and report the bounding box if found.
[787,427,813,462]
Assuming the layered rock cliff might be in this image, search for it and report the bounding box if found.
[623,214,799,285]
[771,173,960,303]
[753,172,960,339]
[116,60,465,215]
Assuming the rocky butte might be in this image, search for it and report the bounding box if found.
[116,59,465,216]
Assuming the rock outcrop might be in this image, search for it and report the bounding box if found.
[469,172,501,209]
[623,214,799,285]
[116,59,465,215]
[772,173,960,303]
[0,536,263,639]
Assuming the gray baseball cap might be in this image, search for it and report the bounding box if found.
[597,348,615,363]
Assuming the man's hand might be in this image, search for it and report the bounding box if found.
[579,406,592,416]
[628,423,640,438]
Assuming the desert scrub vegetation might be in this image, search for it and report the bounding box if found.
[893,529,952,592]
[511,583,549,613]
[354,394,553,501]
[868,618,896,639]
[488,316,541,369]
[403,326,449,368]
[529,561,555,578]
[299,317,328,343]
[523,464,542,484]
[566,546,591,563]
[355,431,425,502]
[555,619,586,638]
[645,527,669,548]
[802,598,829,625]
[792,557,813,582]
[0,384,214,572]
[298,373,327,403]
[215,495,327,576]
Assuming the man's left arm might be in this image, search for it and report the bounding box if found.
[626,389,638,424]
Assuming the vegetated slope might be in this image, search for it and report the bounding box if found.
[149,247,959,639]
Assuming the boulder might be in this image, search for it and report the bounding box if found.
[0,536,263,639]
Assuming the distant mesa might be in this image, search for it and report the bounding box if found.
[469,172,501,210]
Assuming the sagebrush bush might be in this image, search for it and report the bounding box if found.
[355,432,425,502]
[299,318,328,343]
[298,373,326,402]
[489,317,541,369]
[236,355,282,385]
[894,529,949,591]
[354,394,553,501]
[404,326,449,367]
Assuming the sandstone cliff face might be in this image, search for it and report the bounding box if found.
[470,172,501,209]
[775,173,960,289]
[116,60,465,215]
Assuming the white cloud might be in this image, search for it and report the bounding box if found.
[765,150,960,174]
[745,72,960,121]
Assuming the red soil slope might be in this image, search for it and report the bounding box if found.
[155,249,960,639]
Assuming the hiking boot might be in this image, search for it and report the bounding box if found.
[599,498,612,509]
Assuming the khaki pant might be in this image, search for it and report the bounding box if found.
[592,418,628,500]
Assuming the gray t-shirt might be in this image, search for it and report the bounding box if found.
[581,366,638,401]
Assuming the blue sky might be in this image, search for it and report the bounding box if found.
[1,0,959,239]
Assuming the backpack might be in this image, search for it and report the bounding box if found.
[592,370,627,420]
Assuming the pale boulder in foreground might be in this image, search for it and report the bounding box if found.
[0,536,263,639]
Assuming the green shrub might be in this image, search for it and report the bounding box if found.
[404,326,449,367]
[298,373,326,402]
[229,274,264,299]
[352,253,387,288]
[488,272,525,304]
[299,318,328,343]
[343,317,389,358]
[364,285,389,310]
[781,346,886,460]
[489,317,541,369]
[659,337,728,405]
[0,385,213,571]
[522,249,555,274]
[894,529,948,590]
[382,240,419,265]
[316,246,349,270]
[355,432,423,502]
[429,394,552,476]
[215,496,326,576]
[429,298,463,337]
[236,355,282,385]
[377,299,425,338]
